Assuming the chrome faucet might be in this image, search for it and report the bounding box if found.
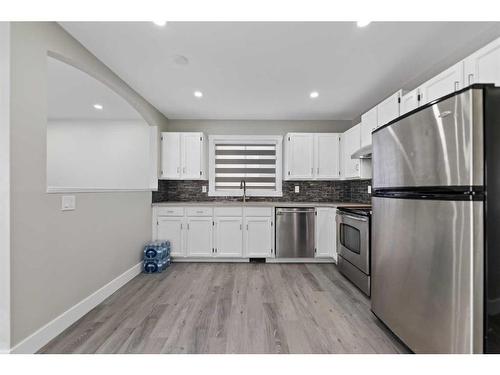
[240,180,247,203]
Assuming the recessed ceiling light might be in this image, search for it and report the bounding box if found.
[194,91,203,98]
[309,91,319,99]
[357,21,371,28]
[93,104,103,110]
[172,54,189,66]
[153,21,167,27]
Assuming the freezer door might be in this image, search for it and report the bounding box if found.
[372,88,484,189]
[371,197,484,353]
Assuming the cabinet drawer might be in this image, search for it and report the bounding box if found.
[214,207,243,217]
[186,207,213,217]
[244,207,272,217]
[157,207,184,217]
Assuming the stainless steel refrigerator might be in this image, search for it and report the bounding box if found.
[371,84,500,354]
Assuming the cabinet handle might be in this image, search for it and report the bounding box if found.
[317,167,319,174]
[177,167,180,174]
[468,73,474,85]
[454,81,460,91]
[246,224,249,230]
[187,223,190,230]
[240,224,242,230]
[311,167,314,174]
[180,223,183,229]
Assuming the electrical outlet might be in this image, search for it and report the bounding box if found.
[61,195,76,211]
[294,185,300,193]
[368,185,372,194]
[202,186,207,193]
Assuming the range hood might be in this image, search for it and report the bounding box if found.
[351,144,372,159]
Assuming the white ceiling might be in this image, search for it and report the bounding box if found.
[60,22,500,121]
[47,55,141,120]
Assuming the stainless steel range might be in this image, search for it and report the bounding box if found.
[336,207,371,296]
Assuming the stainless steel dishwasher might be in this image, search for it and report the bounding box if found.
[275,207,315,258]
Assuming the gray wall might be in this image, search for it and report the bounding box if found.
[8,22,168,348]
[166,119,352,135]
[0,22,11,353]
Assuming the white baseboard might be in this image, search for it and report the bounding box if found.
[267,257,335,263]
[10,262,142,354]
[173,257,250,263]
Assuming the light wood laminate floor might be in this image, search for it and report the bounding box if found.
[39,263,409,354]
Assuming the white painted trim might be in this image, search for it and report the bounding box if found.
[0,22,11,354]
[46,187,157,193]
[172,258,250,263]
[208,135,283,198]
[9,262,142,354]
[267,258,335,264]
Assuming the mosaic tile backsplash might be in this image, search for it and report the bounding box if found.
[152,179,372,204]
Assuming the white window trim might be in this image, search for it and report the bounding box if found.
[208,135,283,197]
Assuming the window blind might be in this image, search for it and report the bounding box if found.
[215,143,277,191]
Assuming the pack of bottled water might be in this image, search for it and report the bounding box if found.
[143,240,171,273]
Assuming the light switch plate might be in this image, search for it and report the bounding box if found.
[61,195,76,211]
[202,186,207,193]
[294,185,300,193]
[368,185,372,194]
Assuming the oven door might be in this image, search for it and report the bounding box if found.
[336,212,369,274]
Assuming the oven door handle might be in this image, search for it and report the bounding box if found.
[340,214,368,222]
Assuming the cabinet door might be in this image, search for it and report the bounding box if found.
[360,106,377,148]
[377,90,402,128]
[341,124,361,179]
[464,37,500,87]
[400,88,419,115]
[315,134,340,179]
[245,216,273,257]
[161,133,181,179]
[315,208,335,258]
[185,217,213,257]
[286,134,314,179]
[214,217,243,257]
[419,62,463,105]
[181,133,202,179]
[157,217,185,257]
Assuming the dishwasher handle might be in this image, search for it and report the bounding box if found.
[276,208,315,215]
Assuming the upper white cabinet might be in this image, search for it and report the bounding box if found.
[400,88,420,115]
[418,62,464,106]
[285,133,314,179]
[464,37,500,87]
[161,132,207,180]
[360,90,401,149]
[315,207,336,259]
[376,90,402,128]
[315,134,341,179]
[360,106,377,148]
[341,124,371,180]
[285,133,340,180]
[341,125,360,179]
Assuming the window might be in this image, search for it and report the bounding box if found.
[208,135,283,197]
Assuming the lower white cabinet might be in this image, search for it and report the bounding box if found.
[154,205,336,261]
[185,217,213,257]
[214,217,243,257]
[315,208,336,259]
[157,216,185,257]
[245,216,274,257]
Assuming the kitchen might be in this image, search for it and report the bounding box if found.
[2,14,500,365]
